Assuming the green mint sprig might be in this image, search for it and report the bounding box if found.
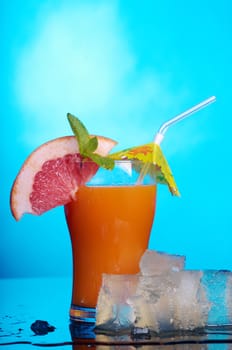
[67,113,115,170]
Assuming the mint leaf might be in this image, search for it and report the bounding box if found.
[67,113,115,170]
[85,136,98,153]
[90,153,115,170]
[67,113,90,154]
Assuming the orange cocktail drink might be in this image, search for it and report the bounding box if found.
[64,160,157,323]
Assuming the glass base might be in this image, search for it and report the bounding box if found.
[70,304,96,323]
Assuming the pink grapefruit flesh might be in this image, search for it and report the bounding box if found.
[10,135,117,220]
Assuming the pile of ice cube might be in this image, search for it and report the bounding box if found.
[95,250,212,334]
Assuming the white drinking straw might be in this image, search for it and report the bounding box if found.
[154,96,216,145]
[137,96,216,184]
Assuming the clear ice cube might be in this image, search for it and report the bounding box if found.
[227,273,232,321]
[128,270,211,332]
[96,271,211,333]
[139,249,186,276]
[95,274,138,332]
[95,250,232,335]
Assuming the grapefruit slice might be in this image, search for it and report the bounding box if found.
[10,135,117,220]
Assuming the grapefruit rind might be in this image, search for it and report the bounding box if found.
[10,135,117,220]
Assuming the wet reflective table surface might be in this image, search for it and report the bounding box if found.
[1,277,232,349]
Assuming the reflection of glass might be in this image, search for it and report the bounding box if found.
[69,320,212,350]
[65,160,157,323]
[69,322,96,350]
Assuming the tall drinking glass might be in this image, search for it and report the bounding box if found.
[64,160,157,323]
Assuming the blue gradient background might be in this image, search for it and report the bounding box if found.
[1,0,232,278]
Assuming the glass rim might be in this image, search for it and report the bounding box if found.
[84,158,156,186]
